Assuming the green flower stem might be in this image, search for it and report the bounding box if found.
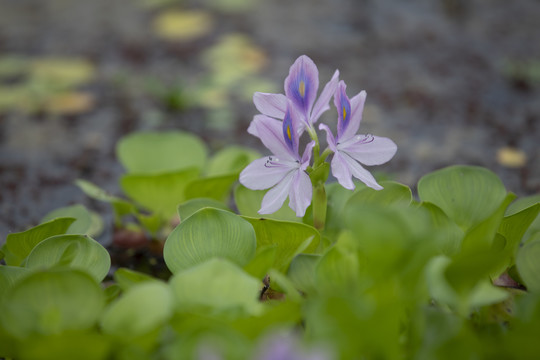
[312,181,327,231]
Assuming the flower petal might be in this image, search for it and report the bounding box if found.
[340,152,383,190]
[334,81,351,139]
[288,170,312,217]
[301,140,316,165]
[259,171,296,215]
[284,55,319,122]
[318,123,337,152]
[251,115,296,160]
[341,90,367,141]
[239,157,292,190]
[253,92,288,119]
[340,135,397,166]
[330,152,355,190]
[310,69,339,124]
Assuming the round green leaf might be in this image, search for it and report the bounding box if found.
[345,181,412,207]
[287,254,321,295]
[242,217,321,272]
[185,174,239,202]
[101,282,173,337]
[164,208,256,273]
[517,236,540,293]
[0,269,104,338]
[170,258,262,315]
[0,266,30,297]
[121,168,200,218]
[26,234,111,282]
[41,204,104,237]
[206,146,260,176]
[116,131,207,174]
[418,165,507,229]
[177,198,231,222]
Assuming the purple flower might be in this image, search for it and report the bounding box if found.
[253,55,339,132]
[254,331,332,360]
[240,101,315,217]
[319,81,397,190]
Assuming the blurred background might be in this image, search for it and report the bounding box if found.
[1,0,539,238]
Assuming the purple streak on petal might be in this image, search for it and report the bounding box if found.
[340,152,383,190]
[301,140,316,165]
[259,171,296,214]
[341,90,367,141]
[334,81,351,139]
[310,69,339,124]
[282,107,296,153]
[285,55,319,122]
[318,123,337,152]
[340,136,397,166]
[239,157,292,190]
[331,152,355,190]
[288,170,312,217]
[251,115,295,160]
[253,92,288,119]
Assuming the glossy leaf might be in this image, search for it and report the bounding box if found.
[4,217,75,266]
[516,235,540,293]
[345,180,412,208]
[41,204,103,237]
[421,202,464,256]
[506,194,540,244]
[177,198,231,222]
[116,131,207,174]
[207,146,260,177]
[184,173,238,202]
[0,266,30,297]
[170,258,262,315]
[0,269,104,338]
[113,268,160,291]
[499,202,540,256]
[164,208,256,273]
[418,165,507,230]
[242,217,320,272]
[121,168,199,219]
[25,234,111,282]
[243,245,277,280]
[287,254,321,295]
[101,282,173,337]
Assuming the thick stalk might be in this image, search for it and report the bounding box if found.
[312,181,327,231]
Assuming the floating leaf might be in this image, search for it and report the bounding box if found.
[164,208,256,273]
[316,245,359,296]
[177,198,231,222]
[243,245,277,280]
[30,57,95,89]
[101,282,173,337]
[242,217,320,272]
[421,202,464,256]
[287,254,321,295]
[41,204,103,237]
[75,179,135,221]
[418,165,507,230]
[153,10,213,42]
[0,266,30,297]
[0,269,104,339]
[206,146,260,177]
[44,92,94,115]
[496,147,527,168]
[4,217,75,266]
[499,202,540,256]
[234,184,301,223]
[516,236,540,293]
[506,194,540,244]
[169,258,262,315]
[25,234,111,282]
[185,174,238,202]
[121,168,200,219]
[116,131,207,174]
[113,268,160,292]
[345,181,412,207]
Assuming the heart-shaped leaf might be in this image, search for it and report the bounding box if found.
[25,234,111,282]
[116,131,207,174]
[164,208,256,273]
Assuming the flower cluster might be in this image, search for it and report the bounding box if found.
[240,55,397,218]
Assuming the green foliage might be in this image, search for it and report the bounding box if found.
[3,127,540,360]
[164,208,257,273]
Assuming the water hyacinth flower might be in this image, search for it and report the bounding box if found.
[253,55,339,132]
[319,81,397,190]
[240,101,315,217]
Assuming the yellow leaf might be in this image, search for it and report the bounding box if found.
[30,58,95,89]
[153,10,213,41]
[496,147,527,168]
[45,92,95,115]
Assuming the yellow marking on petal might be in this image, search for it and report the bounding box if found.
[299,81,305,98]
[287,125,292,140]
[343,106,347,120]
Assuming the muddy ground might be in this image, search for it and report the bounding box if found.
[1,0,539,241]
